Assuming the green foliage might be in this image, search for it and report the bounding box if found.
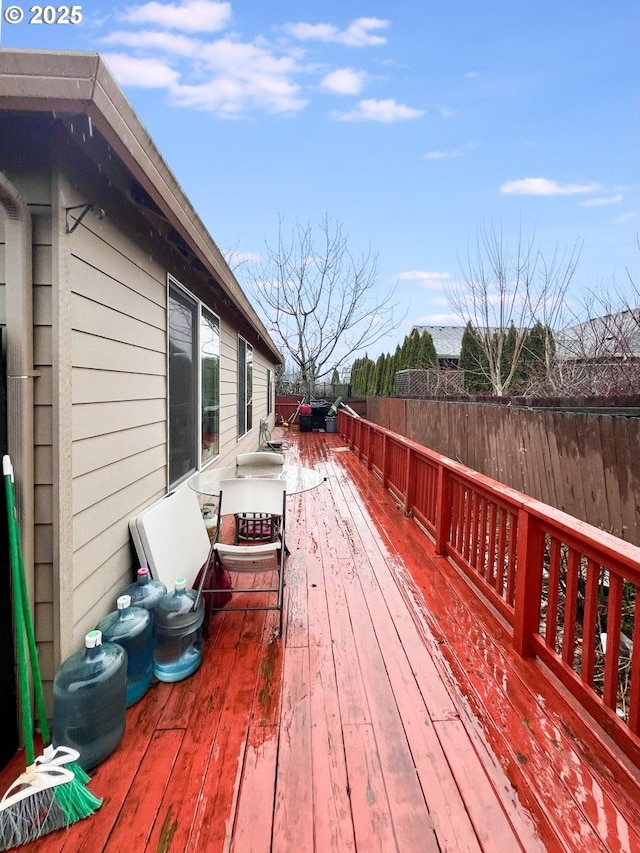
[458,321,557,395]
[384,346,401,395]
[501,323,519,386]
[374,354,386,396]
[350,323,558,398]
[459,323,492,391]
[348,329,438,397]
[417,330,437,368]
[520,322,553,389]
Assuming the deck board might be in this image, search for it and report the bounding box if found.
[1,428,638,853]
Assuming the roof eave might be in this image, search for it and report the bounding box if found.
[0,48,283,366]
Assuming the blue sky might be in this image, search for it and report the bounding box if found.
[1,0,638,357]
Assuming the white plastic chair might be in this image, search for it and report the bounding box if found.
[234,451,285,543]
[197,478,288,636]
[236,451,285,466]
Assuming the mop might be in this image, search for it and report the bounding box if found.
[0,455,102,850]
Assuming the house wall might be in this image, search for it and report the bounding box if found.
[66,205,275,647]
[1,114,280,708]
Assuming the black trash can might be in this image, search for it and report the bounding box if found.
[311,400,331,430]
[299,414,313,432]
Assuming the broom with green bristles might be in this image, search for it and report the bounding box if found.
[0,455,102,850]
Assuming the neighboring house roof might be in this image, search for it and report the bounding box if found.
[412,325,467,359]
[0,48,283,365]
[412,325,508,359]
[556,310,640,360]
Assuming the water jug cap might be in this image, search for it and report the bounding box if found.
[86,629,102,648]
[174,577,186,590]
[137,567,150,580]
[117,595,132,610]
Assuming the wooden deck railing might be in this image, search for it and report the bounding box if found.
[337,410,640,765]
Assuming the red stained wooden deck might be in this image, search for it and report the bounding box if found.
[2,428,639,852]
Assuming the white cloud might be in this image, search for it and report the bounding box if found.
[102,30,199,55]
[500,177,600,196]
[285,17,389,47]
[120,0,231,33]
[98,9,397,118]
[415,313,462,324]
[397,271,451,286]
[200,38,296,76]
[438,105,456,119]
[320,67,367,95]
[465,71,480,79]
[613,211,638,224]
[579,193,624,207]
[223,249,261,266]
[106,36,308,115]
[424,142,477,160]
[170,76,306,116]
[336,98,424,123]
[102,53,179,87]
[254,279,283,291]
[425,149,461,160]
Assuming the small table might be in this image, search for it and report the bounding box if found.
[188,463,326,498]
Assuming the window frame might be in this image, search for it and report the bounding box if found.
[167,276,221,487]
[267,368,273,416]
[200,305,221,467]
[237,335,253,438]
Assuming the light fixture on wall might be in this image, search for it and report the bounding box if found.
[65,203,106,234]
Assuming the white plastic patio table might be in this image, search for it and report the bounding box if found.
[188,463,326,497]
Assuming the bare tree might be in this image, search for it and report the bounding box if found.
[243,215,402,400]
[554,270,640,395]
[447,220,581,395]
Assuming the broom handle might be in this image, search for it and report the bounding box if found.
[3,456,52,746]
[4,455,36,767]
[16,501,52,746]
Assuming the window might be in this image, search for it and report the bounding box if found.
[168,283,197,484]
[238,336,253,436]
[201,308,220,465]
[267,369,273,416]
[168,279,220,485]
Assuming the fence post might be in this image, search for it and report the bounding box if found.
[382,432,388,488]
[404,445,414,513]
[513,508,545,658]
[434,465,451,555]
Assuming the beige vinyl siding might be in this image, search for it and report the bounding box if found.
[68,217,168,643]
[251,349,271,429]
[217,323,240,462]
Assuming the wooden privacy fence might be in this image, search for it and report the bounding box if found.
[337,409,640,766]
[366,397,640,545]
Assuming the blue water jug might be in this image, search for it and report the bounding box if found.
[96,595,153,707]
[121,567,167,614]
[153,578,205,683]
[53,629,127,771]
